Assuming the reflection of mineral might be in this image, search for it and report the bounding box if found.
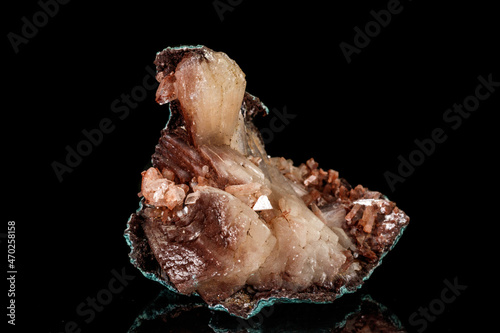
[334,296,406,333]
[125,45,410,318]
[127,292,406,333]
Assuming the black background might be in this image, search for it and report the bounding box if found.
[4,0,499,332]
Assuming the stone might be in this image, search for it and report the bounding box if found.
[124,45,410,318]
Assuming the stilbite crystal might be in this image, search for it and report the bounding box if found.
[124,45,410,318]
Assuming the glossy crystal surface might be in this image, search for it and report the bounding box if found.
[125,45,409,318]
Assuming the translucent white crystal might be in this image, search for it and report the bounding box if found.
[157,49,246,146]
[252,195,273,211]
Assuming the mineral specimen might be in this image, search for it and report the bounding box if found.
[124,45,409,318]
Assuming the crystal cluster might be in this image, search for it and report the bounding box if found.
[125,45,409,318]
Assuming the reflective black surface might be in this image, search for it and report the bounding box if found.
[127,291,405,333]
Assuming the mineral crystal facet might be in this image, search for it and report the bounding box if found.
[124,45,410,318]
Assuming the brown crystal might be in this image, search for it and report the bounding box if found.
[125,46,409,318]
